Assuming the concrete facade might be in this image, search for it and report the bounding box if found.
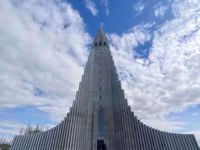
[10,28,200,150]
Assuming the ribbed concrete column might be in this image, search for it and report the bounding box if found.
[40,132,46,150]
[165,133,172,150]
[190,135,200,150]
[63,117,70,150]
[34,134,40,149]
[119,87,127,150]
[130,114,138,150]
[16,136,22,149]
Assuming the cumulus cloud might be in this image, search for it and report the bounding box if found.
[101,0,109,16]
[133,2,145,16]
[84,0,98,16]
[0,0,200,145]
[0,0,91,122]
[109,0,200,141]
[154,3,168,17]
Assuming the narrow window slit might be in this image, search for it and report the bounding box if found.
[99,41,102,46]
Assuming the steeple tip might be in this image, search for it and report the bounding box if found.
[99,23,105,33]
[93,24,108,47]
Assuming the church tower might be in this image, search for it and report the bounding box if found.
[10,28,200,150]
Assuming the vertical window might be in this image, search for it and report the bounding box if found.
[99,41,102,46]
[98,108,104,140]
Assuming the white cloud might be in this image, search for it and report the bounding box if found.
[109,0,200,136]
[101,0,109,16]
[0,0,200,145]
[133,2,145,16]
[0,120,24,138]
[154,3,168,17]
[84,0,98,16]
[0,0,91,122]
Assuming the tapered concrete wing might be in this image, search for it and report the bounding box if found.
[11,28,200,150]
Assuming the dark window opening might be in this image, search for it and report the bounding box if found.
[99,86,101,90]
[99,41,102,46]
[95,42,98,46]
[100,96,102,99]
[97,140,106,150]
[103,42,106,46]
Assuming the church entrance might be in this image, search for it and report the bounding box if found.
[97,107,106,150]
[97,139,106,150]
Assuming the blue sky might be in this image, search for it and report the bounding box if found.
[0,0,200,145]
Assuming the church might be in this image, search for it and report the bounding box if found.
[10,28,200,150]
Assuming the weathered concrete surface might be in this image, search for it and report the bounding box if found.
[10,27,200,150]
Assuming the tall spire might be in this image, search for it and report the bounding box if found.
[93,25,108,47]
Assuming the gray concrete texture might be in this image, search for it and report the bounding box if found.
[10,27,200,150]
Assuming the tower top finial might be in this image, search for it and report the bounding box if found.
[98,22,105,35]
[93,24,108,46]
[100,22,104,30]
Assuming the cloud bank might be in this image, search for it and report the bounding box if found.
[0,0,90,122]
[0,0,200,144]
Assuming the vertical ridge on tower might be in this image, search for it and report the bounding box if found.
[10,27,200,150]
